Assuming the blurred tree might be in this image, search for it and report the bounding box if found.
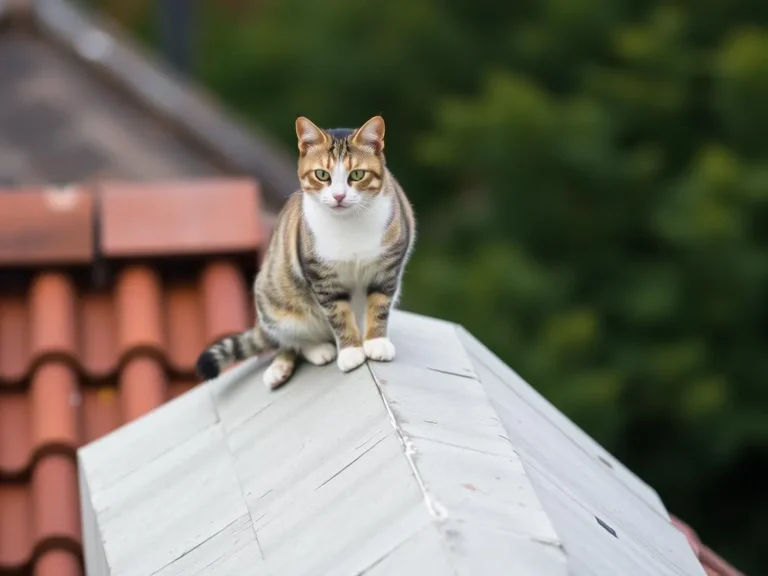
[84,0,768,571]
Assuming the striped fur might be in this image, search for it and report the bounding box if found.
[196,116,416,389]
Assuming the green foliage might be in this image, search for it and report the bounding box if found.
[88,0,768,570]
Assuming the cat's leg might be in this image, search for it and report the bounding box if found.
[305,262,366,373]
[301,341,337,366]
[263,348,298,389]
[363,290,396,362]
[317,295,365,372]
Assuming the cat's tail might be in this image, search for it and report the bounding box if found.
[195,326,274,381]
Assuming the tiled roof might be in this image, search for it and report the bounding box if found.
[0,179,264,576]
[671,516,747,576]
[0,0,297,209]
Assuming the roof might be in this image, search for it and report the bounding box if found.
[77,310,713,576]
[0,0,297,210]
[671,517,746,576]
[0,179,265,576]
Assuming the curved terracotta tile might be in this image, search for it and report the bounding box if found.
[200,260,251,344]
[81,387,122,445]
[79,293,118,379]
[30,363,79,453]
[0,485,32,569]
[120,357,166,422]
[167,377,197,400]
[0,296,30,384]
[34,550,81,576]
[165,285,205,373]
[0,393,31,477]
[115,266,165,360]
[29,273,78,366]
[31,455,81,546]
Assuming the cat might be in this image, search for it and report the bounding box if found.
[196,115,416,389]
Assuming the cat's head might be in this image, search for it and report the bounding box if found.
[295,115,386,215]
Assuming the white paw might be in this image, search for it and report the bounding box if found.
[302,342,337,366]
[364,338,396,362]
[337,346,366,373]
[263,360,294,389]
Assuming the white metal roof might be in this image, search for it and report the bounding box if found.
[77,311,706,576]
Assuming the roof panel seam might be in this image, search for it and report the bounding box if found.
[365,362,448,522]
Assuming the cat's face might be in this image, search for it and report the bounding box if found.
[295,116,386,215]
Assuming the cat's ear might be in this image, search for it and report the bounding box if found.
[295,116,328,153]
[352,116,385,153]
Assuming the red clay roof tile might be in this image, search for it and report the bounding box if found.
[30,363,79,455]
[115,266,165,360]
[120,357,167,422]
[34,550,82,576]
[0,178,263,575]
[671,516,746,576]
[29,274,78,370]
[165,285,206,373]
[0,187,94,265]
[0,393,29,478]
[0,485,31,567]
[79,294,118,379]
[200,260,251,345]
[0,457,81,575]
[81,389,122,446]
[99,178,263,257]
[31,456,81,547]
[0,297,31,384]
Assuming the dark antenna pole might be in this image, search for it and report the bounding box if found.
[158,0,194,77]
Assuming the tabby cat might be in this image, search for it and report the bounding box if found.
[196,115,416,389]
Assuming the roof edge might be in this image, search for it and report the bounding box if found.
[26,0,297,212]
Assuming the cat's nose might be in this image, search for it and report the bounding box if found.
[332,192,346,203]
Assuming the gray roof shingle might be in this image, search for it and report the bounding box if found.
[0,0,297,209]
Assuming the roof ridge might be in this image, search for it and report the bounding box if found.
[0,179,264,268]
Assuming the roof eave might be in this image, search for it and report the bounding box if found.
[23,0,297,212]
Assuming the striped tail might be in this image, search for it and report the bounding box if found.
[195,327,273,381]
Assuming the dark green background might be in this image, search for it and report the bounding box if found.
[86,0,768,571]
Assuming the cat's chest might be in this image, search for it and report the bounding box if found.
[304,196,392,264]
[313,227,384,262]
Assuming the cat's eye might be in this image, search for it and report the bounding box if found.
[348,170,366,182]
[314,169,331,182]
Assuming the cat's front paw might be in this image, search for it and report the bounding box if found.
[337,346,366,373]
[263,360,294,389]
[302,342,337,366]
[363,337,396,362]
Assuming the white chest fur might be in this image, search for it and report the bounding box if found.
[302,193,393,263]
[302,193,396,332]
